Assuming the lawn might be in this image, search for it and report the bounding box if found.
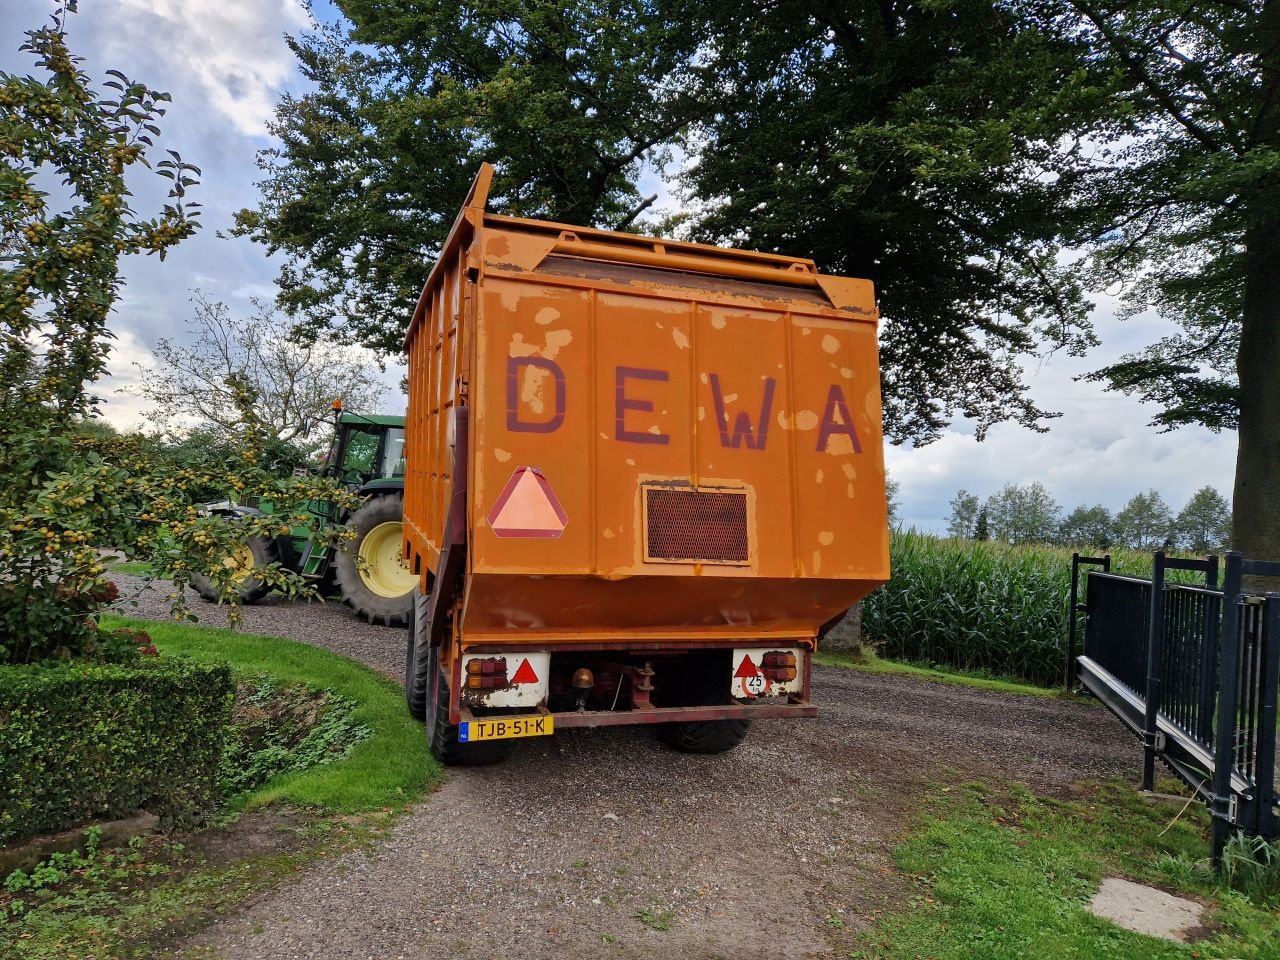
[853,781,1280,959]
[104,560,152,576]
[101,614,437,813]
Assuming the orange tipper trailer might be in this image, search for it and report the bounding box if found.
[402,164,890,763]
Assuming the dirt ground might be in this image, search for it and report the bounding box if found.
[116,577,1140,959]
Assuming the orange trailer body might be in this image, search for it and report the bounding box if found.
[403,165,889,750]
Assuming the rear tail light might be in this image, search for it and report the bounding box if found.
[466,656,508,690]
[761,651,797,683]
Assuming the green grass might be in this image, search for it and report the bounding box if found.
[102,615,437,814]
[852,781,1280,959]
[105,560,152,576]
[814,648,1081,700]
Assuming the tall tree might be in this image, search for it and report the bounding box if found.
[132,292,386,453]
[984,482,1062,545]
[1059,504,1115,549]
[886,472,902,528]
[682,0,1106,444]
[1114,489,1175,550]
[235,1,701,353]
[974,507,991,542]
[0,3,201,655]
[1175,485,1232,554]
[240,0,1279,562]
[946,489,981,539]
[1050,0,1279,560]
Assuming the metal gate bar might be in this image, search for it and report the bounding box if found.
[1072,551,1280,864]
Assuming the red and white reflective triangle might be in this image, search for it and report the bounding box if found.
[486,466,569,539]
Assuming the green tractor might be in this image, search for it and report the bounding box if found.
[190,408,418,626]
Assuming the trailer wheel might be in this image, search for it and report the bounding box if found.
[425,646,511,766]
[333,494,417,626]
[189,534,279,605]
[658,716,751,754]
[404,589,431,720]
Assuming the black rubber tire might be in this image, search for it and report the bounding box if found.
[333,494,416,627]
[425,645,512,766]
[658,716,751,753]
[189,534,279,605]
[405,589,431,721]
[656,668,752,754]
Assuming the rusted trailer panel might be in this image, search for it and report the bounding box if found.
[404,164,889,761]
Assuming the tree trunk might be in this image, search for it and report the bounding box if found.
[1231,221,1280,566]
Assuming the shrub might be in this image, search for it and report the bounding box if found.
[862,530,1202,685]
[0,659,233,844]
[1221,833,1280,904]
[0,8,358,665]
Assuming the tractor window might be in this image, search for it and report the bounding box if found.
[379,428,406,479]
[341,428,380,482]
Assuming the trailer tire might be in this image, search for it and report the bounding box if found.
[425,646,511,766]
[333,494,416,626]
[658,716,751,754]
[189,534,279,605]
[404,589,431,721]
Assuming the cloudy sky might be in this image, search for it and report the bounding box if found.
[3,0,1239,532]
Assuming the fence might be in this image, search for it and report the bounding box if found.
[1069,551,1279,861]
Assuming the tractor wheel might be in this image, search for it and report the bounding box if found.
[190,534,279,605]
[424,645,511,766]
[405,589,431,721]
[333,494,417,626]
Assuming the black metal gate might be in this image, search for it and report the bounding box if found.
[1068,551,1280,861]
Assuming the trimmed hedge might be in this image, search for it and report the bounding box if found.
[0,659,233,844]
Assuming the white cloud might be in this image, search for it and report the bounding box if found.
[103,0,309,138]
[94,328,169,431]
[887,310,1238,532]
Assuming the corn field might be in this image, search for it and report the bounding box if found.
[861,530,1205,686]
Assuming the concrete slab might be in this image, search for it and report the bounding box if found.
[1086,876,1205,942]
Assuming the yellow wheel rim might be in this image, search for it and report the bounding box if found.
[223,545,255,583]
[357,521,417,598]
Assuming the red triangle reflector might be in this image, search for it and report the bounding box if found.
[511,658,539,684]
[734,655,758,679]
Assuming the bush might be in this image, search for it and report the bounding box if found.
[862,530,1201,685]
[0,10,357,665]
[0,659,233,844]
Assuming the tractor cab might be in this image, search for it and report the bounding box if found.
[326,412,406,491]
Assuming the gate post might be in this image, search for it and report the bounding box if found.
[1211,552,1245,863]
[1197,556,1221,744]
[1067,552,1081,690]
[1254,596,1280,840]
[1066,553,1110,690]
[1142,551,1167,792]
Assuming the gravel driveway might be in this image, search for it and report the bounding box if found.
[114,575,1138,959]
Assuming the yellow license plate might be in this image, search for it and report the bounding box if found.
[459,715,554,743]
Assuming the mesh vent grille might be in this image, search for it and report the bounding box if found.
[644,485,749,564]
